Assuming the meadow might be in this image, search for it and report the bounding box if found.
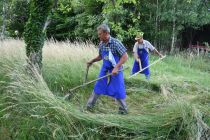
[0,39,210,140]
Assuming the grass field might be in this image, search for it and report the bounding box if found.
[0,39,210,139]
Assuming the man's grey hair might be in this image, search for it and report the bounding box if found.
[97,24,110,33]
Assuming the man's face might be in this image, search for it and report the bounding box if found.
[97,29,109,42]
[137,37,143,44]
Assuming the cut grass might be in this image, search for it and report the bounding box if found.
[0,39,210,139]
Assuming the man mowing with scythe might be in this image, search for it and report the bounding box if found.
[131,32,163,80]
[86,24,129,114]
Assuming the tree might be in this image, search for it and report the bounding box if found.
[159,0,210,52]
[98,0,139,44]
[24,0,53,71]
[73,0,104,42]
[47,0,104,42]
[47,0,77,41]
[1,0,209,52]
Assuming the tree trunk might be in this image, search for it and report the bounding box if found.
[24,0,53,72]
[171,18,176,53]
[43,0,58,33]
[170,1,177,54]
[154,0,159,48]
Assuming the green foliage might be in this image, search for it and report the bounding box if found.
[24,0,53,68]
[72,0,104,42]
[8,0,29,38]
[47,0,104,42]
[98,0,139,44]
[1,0,210,50]
[0,0,13,38]
[46,0,77,40]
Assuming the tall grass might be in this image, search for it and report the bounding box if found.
[0,39,210,139]
[42,40,100,93]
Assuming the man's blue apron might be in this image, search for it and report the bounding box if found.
[94,50,126,99]
[131,47,150,76]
